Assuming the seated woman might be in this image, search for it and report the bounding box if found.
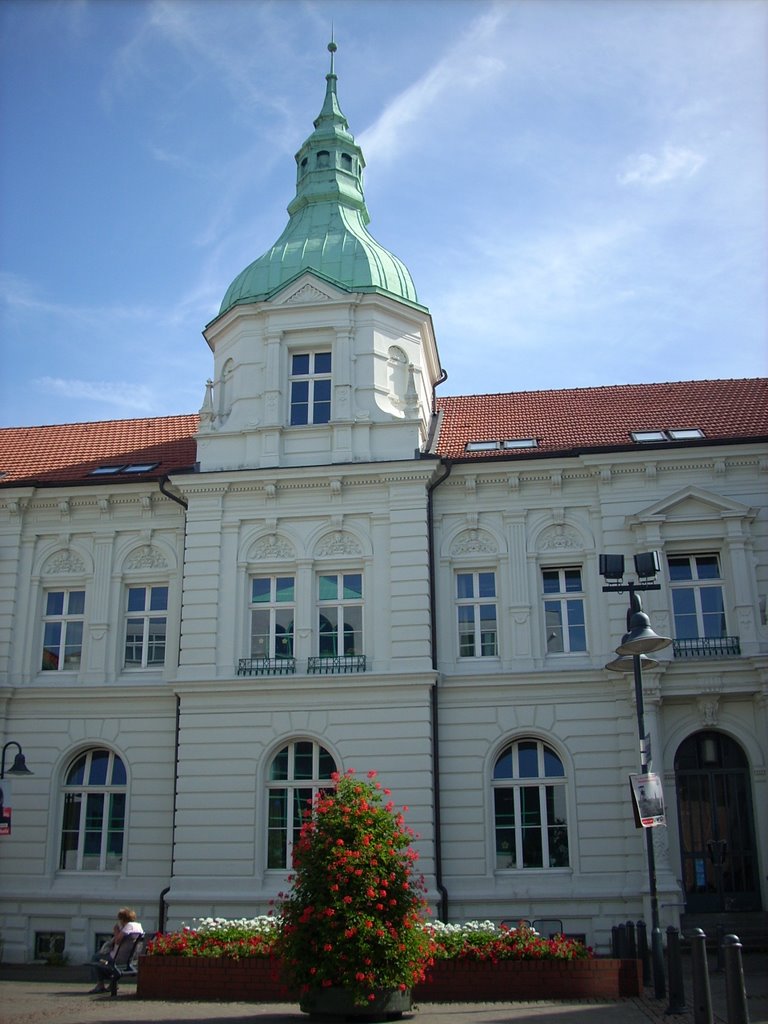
[89,907,144,994]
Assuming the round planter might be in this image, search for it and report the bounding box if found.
[300,986,412,1020]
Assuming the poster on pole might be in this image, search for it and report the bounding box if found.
[0,779,12,835]
[629,773,665,828]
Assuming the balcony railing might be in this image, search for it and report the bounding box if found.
[237,657,296,676]
[308,655,367,674]
[672,636,741,659]
[236,655,367,676]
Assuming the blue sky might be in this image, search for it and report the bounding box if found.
[1,0,765,427]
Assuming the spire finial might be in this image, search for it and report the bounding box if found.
[328,31,337,76]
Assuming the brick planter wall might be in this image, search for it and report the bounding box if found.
[415,957,642,1001]
[137,955,642,1002]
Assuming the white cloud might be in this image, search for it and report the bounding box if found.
[34,377,157,412]
[618,145,706,187]
[358,5,509,165]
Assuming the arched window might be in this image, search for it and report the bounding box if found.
[316,150,330,169]
[60,748,126,871]
[266,741,337,869]
[341,153,352,171]
[493,739,569,870]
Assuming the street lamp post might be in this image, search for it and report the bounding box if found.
[600,554,672,1001]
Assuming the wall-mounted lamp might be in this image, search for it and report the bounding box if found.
[1,741,33,779]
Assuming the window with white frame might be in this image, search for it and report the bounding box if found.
[59,748,126,871]
[266,740,337,869]
[668,554,727,639]
[542,567,586,653]
[318,573,363,655]
[250,576,295,659]
[42,589,85,671]
[456,571,498,657]
[124,585,168,667]
[493,739,569,870]
[289,351,332,425]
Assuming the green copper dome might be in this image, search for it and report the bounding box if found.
[219,44,419,315]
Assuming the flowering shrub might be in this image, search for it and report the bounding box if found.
[276,769,432,1005]
[146,916,278,959]
[426,920,592,961]
[146,917,592,965]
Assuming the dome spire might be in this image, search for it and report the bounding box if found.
[217,39,420,316]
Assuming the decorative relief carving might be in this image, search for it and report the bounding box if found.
[450,530,498,556]
[125,546,168,571]
[538,526,581,551]
[284,283,331,304]
[316,532,363,557]
[43,550,86,575]
[697,693,720,726]
[251,535,295,561]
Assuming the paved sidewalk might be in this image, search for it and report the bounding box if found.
[1,955,766,1024]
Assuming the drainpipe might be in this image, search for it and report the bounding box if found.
[427,460,452,921]
[156,476,187,932]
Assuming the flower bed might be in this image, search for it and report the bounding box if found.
[137,915,642,1002]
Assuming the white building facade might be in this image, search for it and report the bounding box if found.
[1,53,766,963]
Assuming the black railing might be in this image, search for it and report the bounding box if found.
[673,636,740,659]
[237,657,296,676]
[307,655,367,674]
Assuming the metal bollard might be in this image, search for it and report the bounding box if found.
[652,925,667,1001]
[612,925,619,959]
[637,919,651,987]
[715,922,726,973]
[722,934,750,1024]
[689,928,713,1024]
[617,922,628,959]
[665,925,686,1015]
[627,919,637,959]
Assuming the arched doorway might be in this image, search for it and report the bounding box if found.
[675,731,761,913]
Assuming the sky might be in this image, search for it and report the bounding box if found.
[0,0,766,428]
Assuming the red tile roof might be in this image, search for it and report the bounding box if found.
[0,380,765,486]
[0,414,199,486]
[434,378,768,459]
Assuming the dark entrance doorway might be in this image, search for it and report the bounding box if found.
[675,731,761,913]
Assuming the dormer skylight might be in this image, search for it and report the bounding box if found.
[89,462,159,476]
[631,428,704,443]
[466,441,500,451]
[503,438,538,449]
[465,438,538,452]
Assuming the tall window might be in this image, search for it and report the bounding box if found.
[266,741,337,869]
[60,748,126,871]
[542,568,586,653]
[493,739,569,870]
[42,589,85,671]
[124,585,168,667]
[290,352,332,425]
[668,554,727,639]
[318,573,363,655]
[456,571,498,657]
[250,576,295,659]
